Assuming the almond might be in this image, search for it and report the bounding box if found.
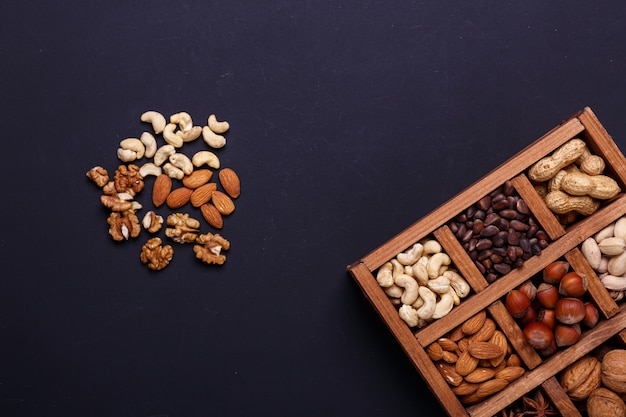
[166,187,193,209]
[451,381,479,396]
[470,318,496,342]
[200,203,223,229]
[475,378,509,397]
[462,311,487,335]
[468,341,503,360]
[489,330,508,367]
[494,366,525,382]
[426,342,444,361]
[437,338,458,352]
[182,169,213,189]
[190,182,217,207]
[212,190,235,215]
[152,174,172,207]
[436,362,463,387]
[464,367,496,384]
[219,167,240,198]
[455,350,479,376]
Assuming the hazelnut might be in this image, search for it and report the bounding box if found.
[558,271,588,298]
[523,321,554,350]
[505,289,531,318]
[543,260,570,284]
[555,297,586,325]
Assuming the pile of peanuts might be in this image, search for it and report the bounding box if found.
[375,238,471,328]
[428,310,525,405]
[448,180,550,283]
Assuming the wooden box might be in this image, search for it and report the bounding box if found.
[347,107,626,416]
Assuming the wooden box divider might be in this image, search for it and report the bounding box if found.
[347,107,626,416]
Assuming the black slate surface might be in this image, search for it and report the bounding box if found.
[2,1,626,416]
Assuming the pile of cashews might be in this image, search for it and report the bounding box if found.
[117,111,229,180]
[376,238,471,328]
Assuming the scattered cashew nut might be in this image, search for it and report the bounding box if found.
[202,126,226,149]
[163,123,184,148]
[139,162,162,178]
[432,291,455,319]
[141,111,166,134]
[153,145,176,166]
[119,138,145,159]
[427,252,451,279]
[208,114,230,134]
[169,153,194,175]
[117,148,137,162]
[376,262,394,288]
[140,132,157,158]
[397,242,424,265]
[416,286,437,320]
[398,305,420,327]
[170,112,193,131]
[177,126,202,143]
[162,162,184,180]
[192,151,220,169]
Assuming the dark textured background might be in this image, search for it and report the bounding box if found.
[2,1,626,416]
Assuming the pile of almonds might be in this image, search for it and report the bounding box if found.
[504,261,600,357]
[86,110,241,271]
[428,310,525,405]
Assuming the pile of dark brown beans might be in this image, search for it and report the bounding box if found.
[448,180,550,283]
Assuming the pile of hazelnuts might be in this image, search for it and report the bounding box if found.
[504,260,600,357]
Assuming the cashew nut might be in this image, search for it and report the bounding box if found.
[202,126,226,148]
[162,162,184,180]
[169,153,194,175]
[412,296,424,309]
[208,114,230,134]
[397,242,424,265]
[395,274,419,305]
[163,123,183,148]
[384,284,403,299]
[139,162,162,178]
[444,270,470,298]
[117,148,137,162]
[432,291,455,319]
[398,304,420,328]
[120,138,145,159]
[140,132,157,158]
[170,112,193,131]
[177,125,202,143]
[141,111,166,134]
[390,259,404,280]
[376,262,394,287]
[153,145,176,166]
[416,286,437,320]
[427,252,451,279]
[427,275,451,294]
[422,239,442,256]
[412,262,429,286]
[191,151,220,169]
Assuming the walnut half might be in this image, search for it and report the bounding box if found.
[194,232,230,265]
[140,237,174,270]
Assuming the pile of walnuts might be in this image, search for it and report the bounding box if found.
[86,110,240,271]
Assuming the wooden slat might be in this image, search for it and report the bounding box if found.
[542,376,582,417]
[510,173,566,241]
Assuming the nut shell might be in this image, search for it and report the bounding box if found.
[587,387,626,417]
[561,356,601,401]
[601,349,626,393]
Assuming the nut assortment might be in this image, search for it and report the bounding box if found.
[528,138,620,225]
[448,180,550,283]
[86,110,240,271]
[581,216,626,301]
[375,238,471,328]
[428,311,525,405]
[349,108,626,416]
